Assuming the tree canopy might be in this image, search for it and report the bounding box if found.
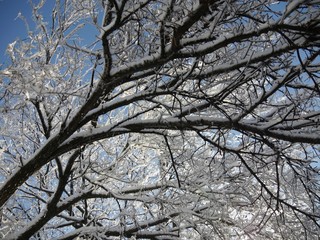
[0,0,320,239]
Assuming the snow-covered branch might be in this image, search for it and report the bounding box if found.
[1,0,320,239]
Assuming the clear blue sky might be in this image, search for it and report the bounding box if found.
[0,0,55,65]
[0,0,287,66]
[0,0,98,66]
[0,0,32,65]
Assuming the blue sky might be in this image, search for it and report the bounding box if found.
[0,0,287,67]
[0,0,55,65]
[0,0,33,64]
[0,0,100,66]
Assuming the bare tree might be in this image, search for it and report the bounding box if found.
[0,0,320,239]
